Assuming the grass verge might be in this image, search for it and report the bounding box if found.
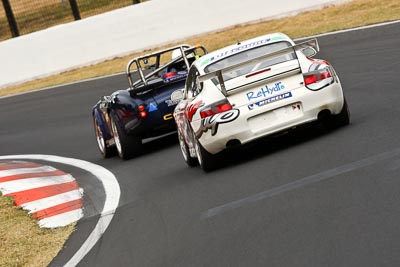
[1,0,399,98]
[0,0,399,266]
[0,193,75,267]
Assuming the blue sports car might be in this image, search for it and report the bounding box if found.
[92,44,207,159]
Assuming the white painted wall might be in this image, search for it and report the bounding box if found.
[0,0,349,88]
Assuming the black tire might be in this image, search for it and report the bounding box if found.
[178,130,198,167]
[194,138,218,172]
[325,98,350,129]
[110,112,143,160]
[93,117,115,158]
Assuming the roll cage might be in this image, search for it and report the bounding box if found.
[126,44,207,92]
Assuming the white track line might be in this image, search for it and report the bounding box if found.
[0,154,120,267]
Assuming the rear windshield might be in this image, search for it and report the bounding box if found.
[205,41,296,82]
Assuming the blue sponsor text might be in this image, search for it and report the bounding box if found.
[246,82,285,101]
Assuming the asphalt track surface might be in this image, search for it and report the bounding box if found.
[1,22,400,266]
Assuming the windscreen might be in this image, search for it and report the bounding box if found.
[205,41,296,82]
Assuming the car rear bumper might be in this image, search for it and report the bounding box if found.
[194,83,344,154]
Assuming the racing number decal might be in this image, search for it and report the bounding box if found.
[195,109,240,138]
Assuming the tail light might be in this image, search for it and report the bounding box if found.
[303,67,334,91]
[200,100,233,119]
[138,104,147,118]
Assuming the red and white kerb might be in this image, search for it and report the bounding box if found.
[0,160,83,228]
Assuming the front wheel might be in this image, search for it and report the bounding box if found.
[110,112,143,160]
[93,117,115,158]
[178,130,198,167]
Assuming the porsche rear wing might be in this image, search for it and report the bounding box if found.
[198,39,319,96]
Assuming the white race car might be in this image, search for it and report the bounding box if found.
[172,33,349,171]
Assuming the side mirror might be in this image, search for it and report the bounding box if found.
[302,47,317,58]
[171,89,184,102]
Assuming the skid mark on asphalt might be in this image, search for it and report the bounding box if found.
[0,160,83,228]
[202,147,400,219]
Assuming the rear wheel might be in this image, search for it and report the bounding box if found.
[93,117,115,158]
[194,138,218,172]
[326,98,350,129]
[110,112,143,160]
[178,130,198,167]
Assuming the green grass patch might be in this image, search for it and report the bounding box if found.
[0,193,75,267]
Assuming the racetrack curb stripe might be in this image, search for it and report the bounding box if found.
[0,165,58,177]
[21,189,83,214]
[0,169,66,183]
[32,198,83,220]
[10,180,80,206]
[39,209,84,228]
[0,160,84,229]
[0,162,42,170]
[1,174,75,195]
[0,154,121,267]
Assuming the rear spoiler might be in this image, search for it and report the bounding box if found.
[198,38,319,96]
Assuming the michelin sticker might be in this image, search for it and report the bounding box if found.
[248,92,292,110]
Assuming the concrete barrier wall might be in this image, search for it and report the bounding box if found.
[0,0,349,88]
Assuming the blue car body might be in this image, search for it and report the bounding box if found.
[92,45,207,159]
